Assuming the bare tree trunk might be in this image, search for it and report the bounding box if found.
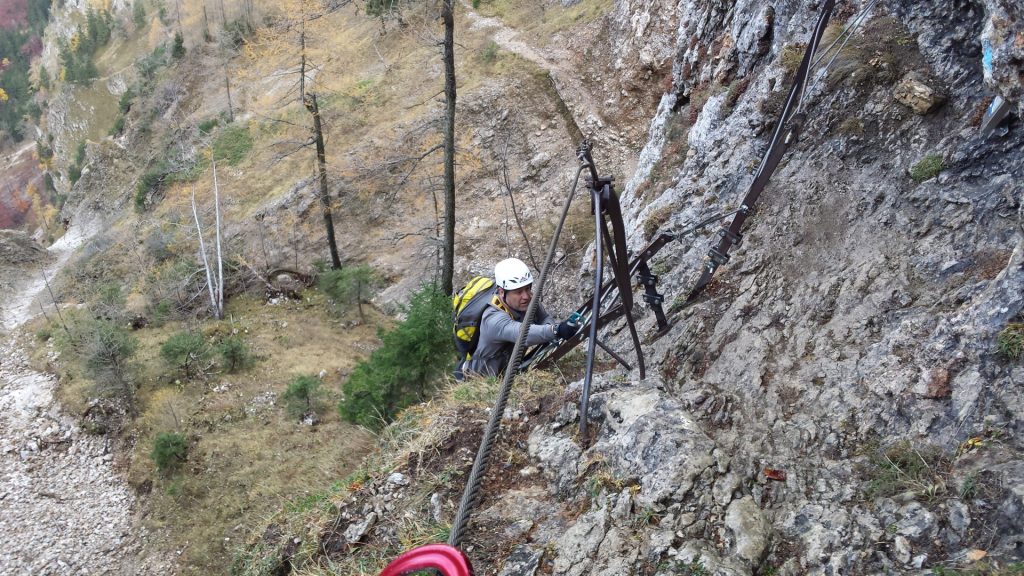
[40,267,68,334]
[223,62,235,123]
[191,184,219,315]
[299,10,306,102]
[356,277,365,323]
[256,212,269,271]
[203,5,211,42]
[304,93,342,269]
[212,160,225,319]
[36,300,52,325]
[440,0,456,296]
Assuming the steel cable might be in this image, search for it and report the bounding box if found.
[448,164,587,549]
[799,0,879,114]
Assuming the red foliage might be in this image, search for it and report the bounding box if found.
[0,142,44,230]
[0,0,28,30]
[0,195,28,228]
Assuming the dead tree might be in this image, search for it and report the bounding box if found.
[440,0,456,296]
[304,92,342,269]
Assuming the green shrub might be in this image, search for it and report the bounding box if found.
[74,141,87,165]
[92,283,127,321]
[481,40,499,63]
[81,319,138,406]
[217,335,252,372]
[109,115,125,136]
[318,264,380,321]
[339,284,450,428]
[997,323,1024,361]
[212,123,253,166]
[172,31,185,59]
[151,432,188,473]
[135,168,165,211]
[118,87,135,113]
[149,297,173,325]
[909,154,944,182]
[133,0,146,28]
[198,118,219,133]
[365,0,396,17]
[136,45,167,92]
[282,374,324,419]
[160,331,211,379]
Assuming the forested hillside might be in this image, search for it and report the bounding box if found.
[1,0,1021,575]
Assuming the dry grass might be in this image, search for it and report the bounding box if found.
[31,0,610,572]
[233,366,565,574]
[97,292,382,573]
[475,0,613,44]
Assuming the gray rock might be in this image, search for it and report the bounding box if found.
[894,535,912,564]
[552,508,607,576]
[725,496,770,565]
[896,502,936,539]
[343,512,377,544]
[527,428,582,495]
[587,379,715,506]
[498,545,543,576]
[947,499,970,535]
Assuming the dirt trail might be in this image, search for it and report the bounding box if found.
[460,1,634,172]
[2,216,99,330]
[0,216,170,574]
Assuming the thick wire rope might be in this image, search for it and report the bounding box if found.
[797,0,878,114]
[448,164,587,549]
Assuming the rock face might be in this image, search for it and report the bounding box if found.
[454,0,1024,574]
[0,230,47,265]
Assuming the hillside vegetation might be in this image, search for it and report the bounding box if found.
[17,0,1023,574]
[23,0,615,572]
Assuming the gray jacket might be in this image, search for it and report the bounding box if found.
[463,302,557,377]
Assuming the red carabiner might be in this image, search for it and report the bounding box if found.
[379,544,474,576]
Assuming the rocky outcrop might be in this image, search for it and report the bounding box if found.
[0,230,48,265]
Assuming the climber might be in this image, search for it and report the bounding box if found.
[458,258,578,378]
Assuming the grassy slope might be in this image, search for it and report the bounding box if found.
[29,0,616,572]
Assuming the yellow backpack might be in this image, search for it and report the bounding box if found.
[452,276,497,358]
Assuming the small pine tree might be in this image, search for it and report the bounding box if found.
[133,0,146,28]
[172,32,185,59]
[160,331,211,379]
[217,335,251,373]
[282,374,323,419]
[339,284,449,428]
[118,87,135,113]
[38,66,51,90]
[81,319,138,407]
[151,432,187,473]
[318,264,380,321]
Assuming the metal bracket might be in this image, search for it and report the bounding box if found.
[637,261,670,332]
[718,227,743,247]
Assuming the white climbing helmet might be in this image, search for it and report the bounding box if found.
[494,258,534,290]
